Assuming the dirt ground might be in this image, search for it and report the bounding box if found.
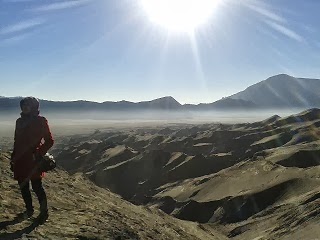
[1,109,319,239]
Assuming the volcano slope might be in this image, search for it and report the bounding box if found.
[0,152,226,240]
[53,109,320,239]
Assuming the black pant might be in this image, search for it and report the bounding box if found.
[18,179,47,213]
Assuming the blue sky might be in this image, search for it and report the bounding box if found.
[0,0,319,104]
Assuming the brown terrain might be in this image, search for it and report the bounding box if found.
[1,108,320,239]
[0,152,225,239]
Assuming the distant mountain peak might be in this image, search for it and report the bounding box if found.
[229,74,320,108]
[144,96,181,104]
[269,73,293,78]
[153,96,178,101]
[142,96,181,109]
[264,74,296,82]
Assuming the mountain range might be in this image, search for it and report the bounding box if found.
[1,74,319,111]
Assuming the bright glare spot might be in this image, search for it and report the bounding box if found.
[140,0,220,33]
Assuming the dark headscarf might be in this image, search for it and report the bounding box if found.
[20,97,40,118]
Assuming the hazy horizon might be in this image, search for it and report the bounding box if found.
[0,107,314,152]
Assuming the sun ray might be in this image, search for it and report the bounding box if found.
[189,33,208,94]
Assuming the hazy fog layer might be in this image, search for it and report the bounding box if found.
[0,109,306,150]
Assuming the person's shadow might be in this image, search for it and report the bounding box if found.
[0,213,41,240]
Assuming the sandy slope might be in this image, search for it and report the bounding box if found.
[0,152,226,240]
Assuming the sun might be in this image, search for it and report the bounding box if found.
[140,0,220,34]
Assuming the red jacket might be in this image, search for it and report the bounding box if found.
[12,115,54,181]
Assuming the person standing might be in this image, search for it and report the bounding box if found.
[10,97,54,223]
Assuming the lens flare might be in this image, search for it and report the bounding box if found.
[140,0,220,33]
